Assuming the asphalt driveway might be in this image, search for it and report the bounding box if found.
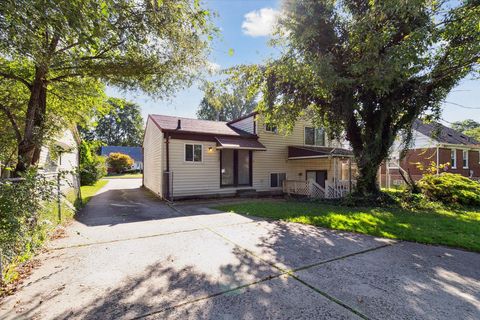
[1,179,479,319]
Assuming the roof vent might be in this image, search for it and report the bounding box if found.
[176,119,182,130]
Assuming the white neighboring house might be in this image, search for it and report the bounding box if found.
[38,127,81,192]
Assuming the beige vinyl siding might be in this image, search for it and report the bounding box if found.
[253,115,336,191]
[143,118,164,197]
[229,115,255,134]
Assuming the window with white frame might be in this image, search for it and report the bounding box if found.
[265,123,277,133]
[185,144,202,162]
[270,173,286,188]
[304,127,325,146]
[450,149,456,169]
[463,150,468,168]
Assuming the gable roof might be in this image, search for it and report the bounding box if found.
[101,146,143,162]
[149,114,255,137]
[414,120,479,146]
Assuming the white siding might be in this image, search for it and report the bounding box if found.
[229,115,255,134]
[143,118,163,197]
[253,115,338,191]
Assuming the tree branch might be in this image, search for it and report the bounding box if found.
[0,71,32,89]
[0,103,23,143]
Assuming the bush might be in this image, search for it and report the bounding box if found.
[107,152,133,174]
[419,173,480,206]
[0,170,60,286]
[79,141,106,185]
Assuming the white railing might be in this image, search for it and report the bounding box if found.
[283,180,325,199]
[325,180,355,198]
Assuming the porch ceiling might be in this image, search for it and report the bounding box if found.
[215,136,267,151]
[288,146,354,160]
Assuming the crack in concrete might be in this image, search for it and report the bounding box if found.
[141,204,396,320]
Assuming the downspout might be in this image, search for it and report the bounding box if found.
[165,133,170,200]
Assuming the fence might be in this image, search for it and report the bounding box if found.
[0,170,80,283]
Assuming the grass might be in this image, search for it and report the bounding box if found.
[215,200,480,252]
[104,172,143,179]
[78,179,109,206]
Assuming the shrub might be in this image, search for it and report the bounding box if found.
[79,141,106,185]
[107,152,133,173]
[0,170,59,286]
[419,173,480,206]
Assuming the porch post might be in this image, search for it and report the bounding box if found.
[348,158,352,192]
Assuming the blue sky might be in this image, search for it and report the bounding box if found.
[107,0,480,125]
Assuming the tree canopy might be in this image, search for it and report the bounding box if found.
[249,0,480,196]
[0,0,214,173]
[197,72,258,121]
[451,119,480,141]
[81,98,144,147]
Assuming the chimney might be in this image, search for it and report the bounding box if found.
[176,119,181,130]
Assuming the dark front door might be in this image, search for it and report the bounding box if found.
[306,170,327,188]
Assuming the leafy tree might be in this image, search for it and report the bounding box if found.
[451,119,480,132]
[79,140,107,186]
[0,0,213,174]
[451,119,480,141]
[251,0,480,196]
[197,73,258,121]
[82,98,144,146]
[107,152,134,174]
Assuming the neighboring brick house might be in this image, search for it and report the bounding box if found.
[381,120,480,187]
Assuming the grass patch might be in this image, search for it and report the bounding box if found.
[105,173,142,179]
[78,179,108,206]
[215,201,480,252]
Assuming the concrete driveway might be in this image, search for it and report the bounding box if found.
[1,179,479,320]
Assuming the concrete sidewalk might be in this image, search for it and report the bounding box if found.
[1,179,479,319]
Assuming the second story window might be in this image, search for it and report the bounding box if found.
[265,123,277,133]
[463,150,469,168]
[450,149,456,169]
[304,127,325,146]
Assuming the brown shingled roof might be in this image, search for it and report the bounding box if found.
[414,120,480,145]
[149,114,255,137]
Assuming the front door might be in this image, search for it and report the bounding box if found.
[306,170,327,188]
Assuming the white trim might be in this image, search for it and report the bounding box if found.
[184,143,203,163]
[216,146,266,151]
[462,149,469,169]
[450,148,457,169]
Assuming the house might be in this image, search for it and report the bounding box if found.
[100,146,143,172]
[381,120,480,187]
[38,127,80,192]
[143,112,355,200]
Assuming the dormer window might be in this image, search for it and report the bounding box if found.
[304,127,325,146]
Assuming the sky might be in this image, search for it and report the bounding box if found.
[106,0,480,126]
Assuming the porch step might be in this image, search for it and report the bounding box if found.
[236,189,257,198]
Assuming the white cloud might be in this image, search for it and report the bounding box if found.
[241,8,280,37]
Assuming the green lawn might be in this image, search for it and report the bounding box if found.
[215,201,480,252]
[105,173,143,179]
[79,179,109,205]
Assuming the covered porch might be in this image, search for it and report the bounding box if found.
[283,146,356,199]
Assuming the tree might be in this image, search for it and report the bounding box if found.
[0,0,213,174]
[251,0,480,196]
[451,119,480,133]
[197,72,258,121]
[451,119,480,141]
[82,98,144,146]
[107,152,134,174]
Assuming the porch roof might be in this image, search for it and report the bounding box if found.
[215,136,267,151]
[288,146,354,159]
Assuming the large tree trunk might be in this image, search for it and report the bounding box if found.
[14,67,47,175]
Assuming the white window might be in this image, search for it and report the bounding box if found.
[304,127,325,146]
[450,149,456,169]
[270,173,286,188]
[185,144,202,162]
[265,123,277,133]
[463,150,468,169]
